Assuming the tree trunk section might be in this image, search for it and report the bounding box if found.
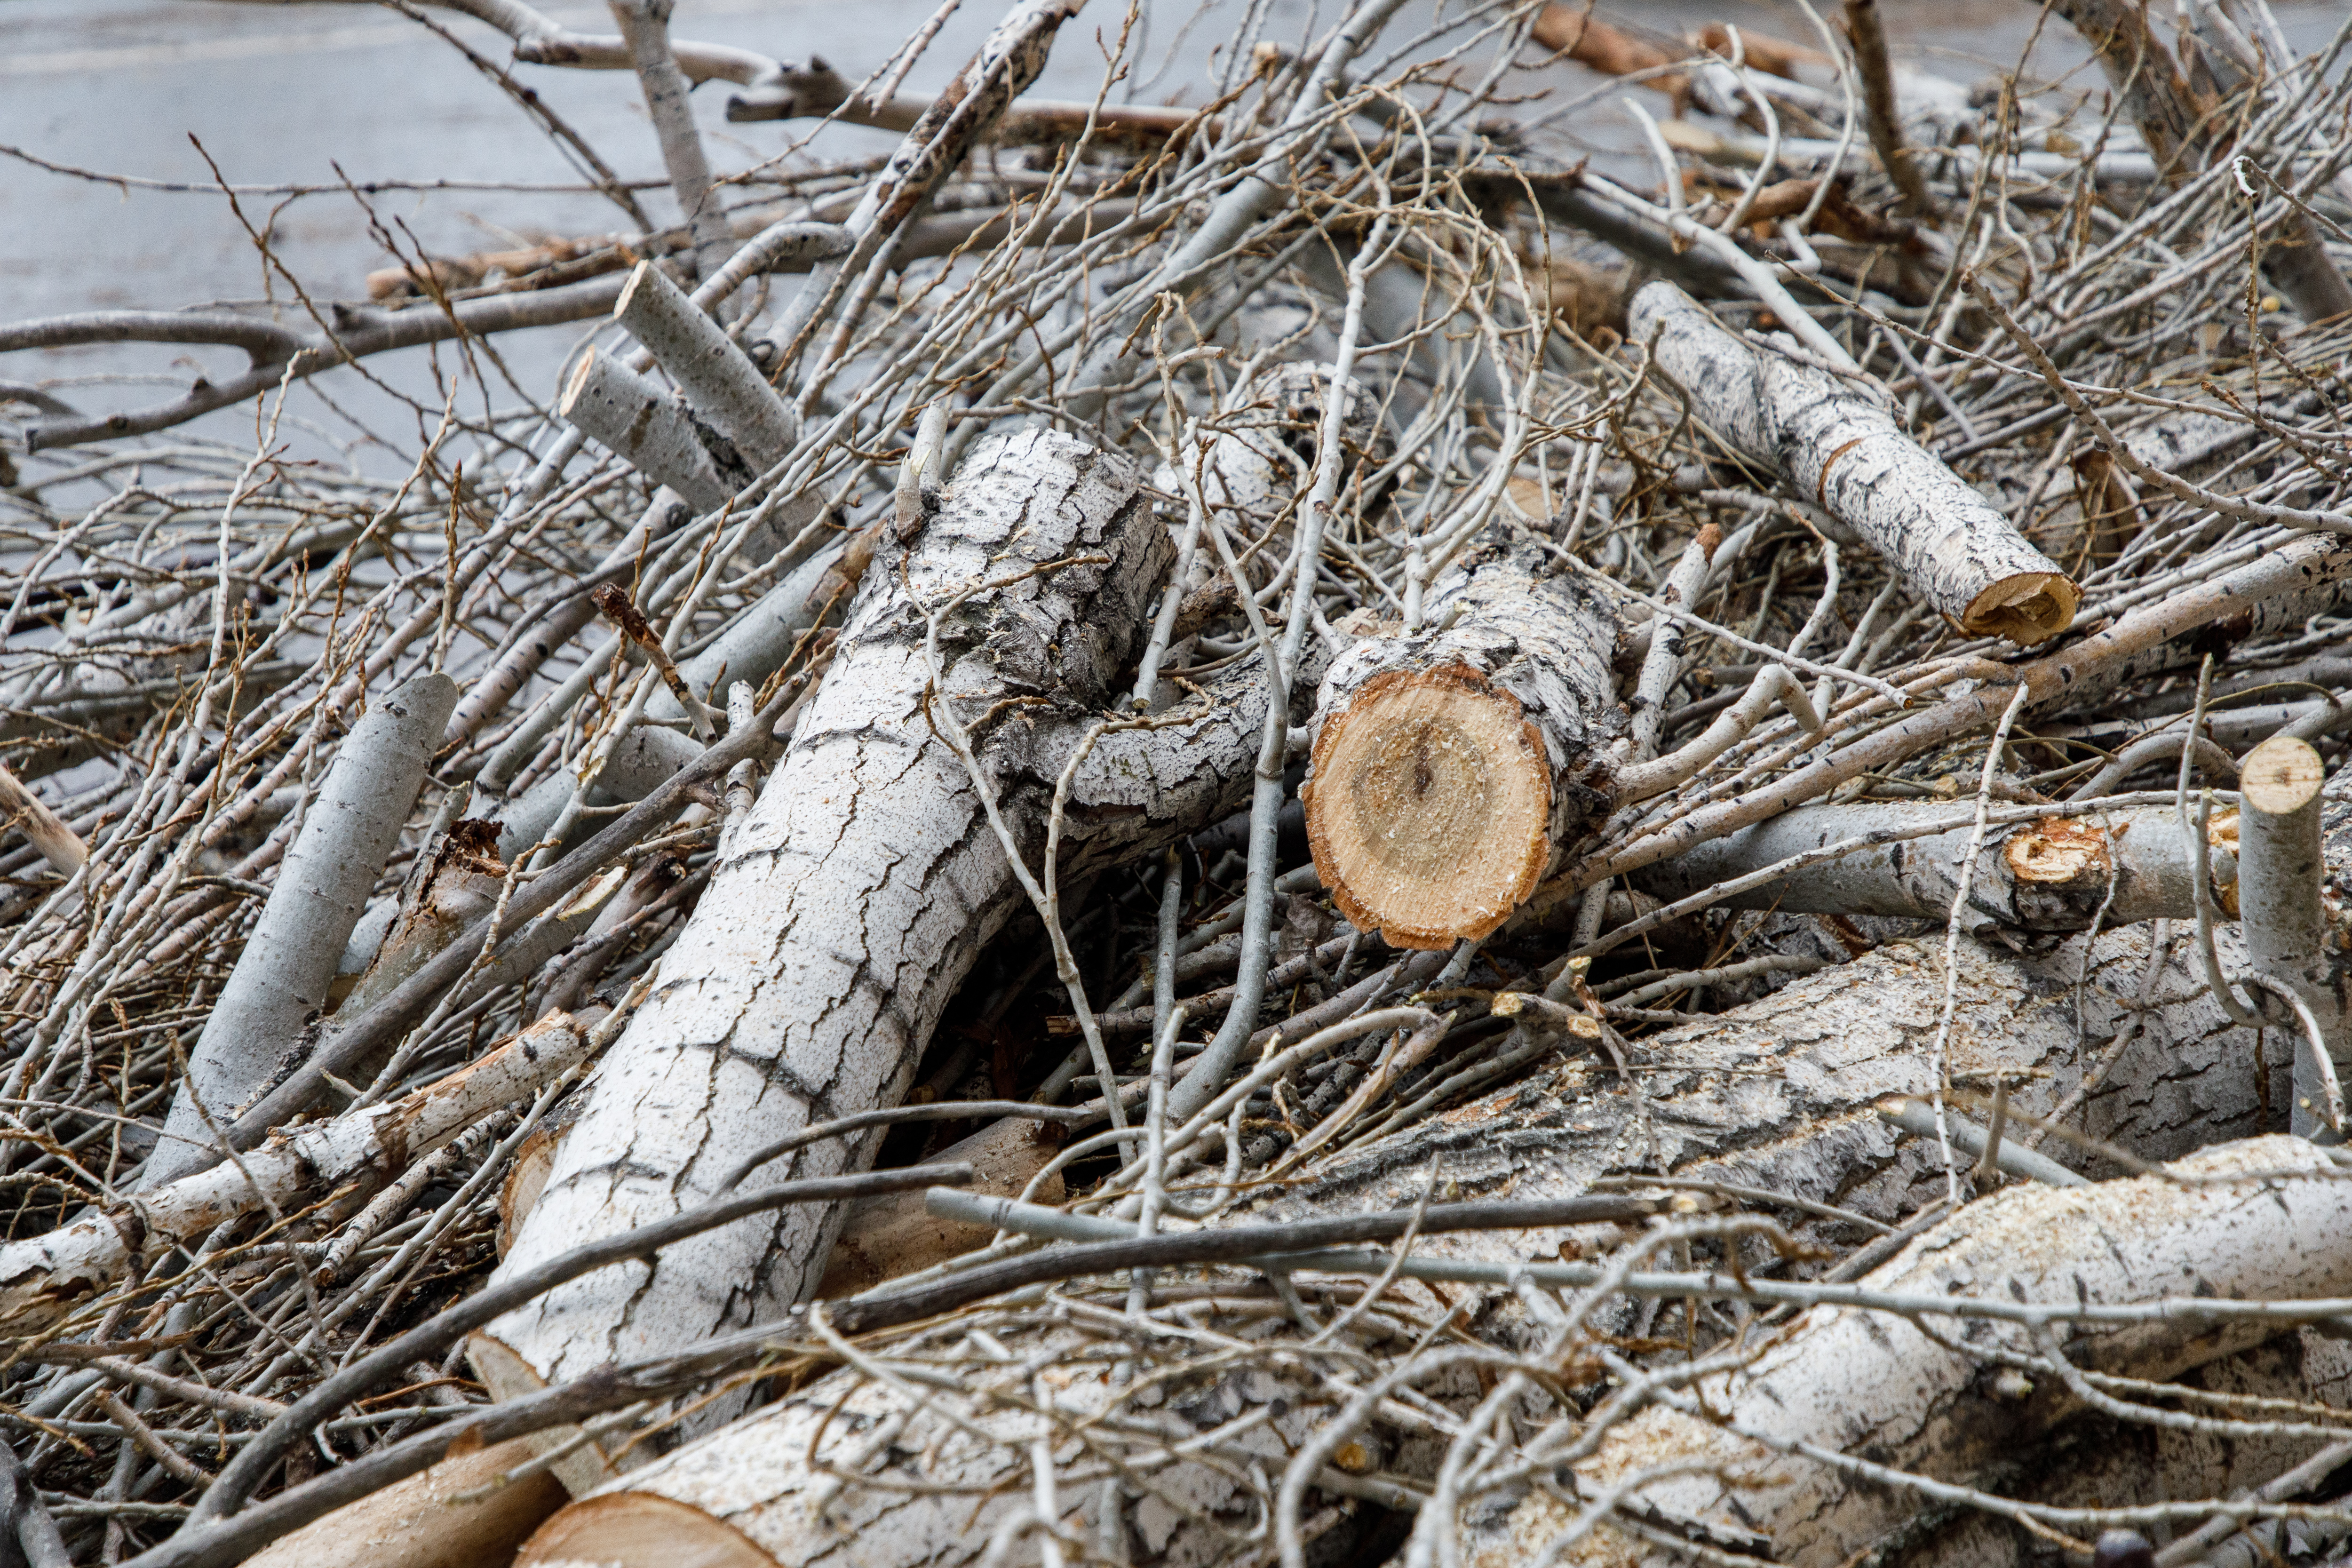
[472,427,1288,1452]
[1631,282,2079,643]
[1303,530,1621,948]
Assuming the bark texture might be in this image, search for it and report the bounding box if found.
[513,1314,1347,1568]
[1631,800,2231,932]
[1631,283,2078,643]
[559,350,740,512]
[1473,1136,2352,1568]
[473,427,1290,1448]
[1303,529,1621,948]
[148,671,456,1186]
[1271,922,2280,1261]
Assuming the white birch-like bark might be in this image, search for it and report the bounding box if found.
[1473,1136,2352,1568]
[1303,529,1621,948]
[147,671,456,1186]
[613,261,795,465]
[560,350,739,512]
[1632,799,2229,932]
[0,1012,592,1333]
[474,428,1284,1442]
[2234,735,2349,1138]
[1630,282,2079,644]
[512,1313,1344,1568]
[608,0,733,280]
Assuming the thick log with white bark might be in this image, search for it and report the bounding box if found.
[1303,529,1621,948]
[0,1010,595,1333]
[1272,920,2279,1262]
[472,426,1299,1451]
[512,1310,1349,1568]
[1472,1135,2352,1568]
[1630,282,2079,644]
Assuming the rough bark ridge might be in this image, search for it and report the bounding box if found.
[1303,529,1621,948]
[474,427,1283,1451]
[1631,282,2079,643]
[1271,921,2278,1258]
[1475,1137,2352,1568]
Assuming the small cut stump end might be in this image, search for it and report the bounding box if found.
[1304,664,1551,950]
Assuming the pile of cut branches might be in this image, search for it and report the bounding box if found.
[5,0,2352,1563]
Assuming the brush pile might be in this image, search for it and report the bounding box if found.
[4,0,2352,1562]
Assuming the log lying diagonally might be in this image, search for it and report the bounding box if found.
[473,426,1310,1459]
[1303,528,1621,948]
[1474,1136,2352,1568]
[1631,282,2080,644]
[1275,920,2277,1264]
[146,671,456,1187]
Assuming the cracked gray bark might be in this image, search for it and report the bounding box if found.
[512,1313,1358,1568]
[146,671,456,1187]
[1303,529,1621,949]
[1631,282,2079,644]
[1270,920,2284,1278]
[472,427,1306,1461]
[1472,1136,2352,1568]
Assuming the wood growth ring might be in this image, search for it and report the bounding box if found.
[1304,664,1551,949]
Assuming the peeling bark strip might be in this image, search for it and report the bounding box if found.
[1478,1137,2352,1568]
[147,671,457,1187]
[1630,283,2079,644]
[476,427,1285,1442]
[0,1012,594,1335]
[1304,530,1620,948]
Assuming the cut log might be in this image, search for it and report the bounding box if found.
[511,1309,1350,1568]
[1273,920,2279,1263]
[559,350,741,512]
[1630,282,2079,644]
[2234,735,2350,1138]
[1631,799,2235,933]
[240,1436,568,1568]
[811,1114,1065,1298]
[0,1011,595,1334]
[1470,1136,2352,1568]
[472,427,1296,1453]
[612,260,796,466]
[147,670,456,1186]
[1303,528,1621,949]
